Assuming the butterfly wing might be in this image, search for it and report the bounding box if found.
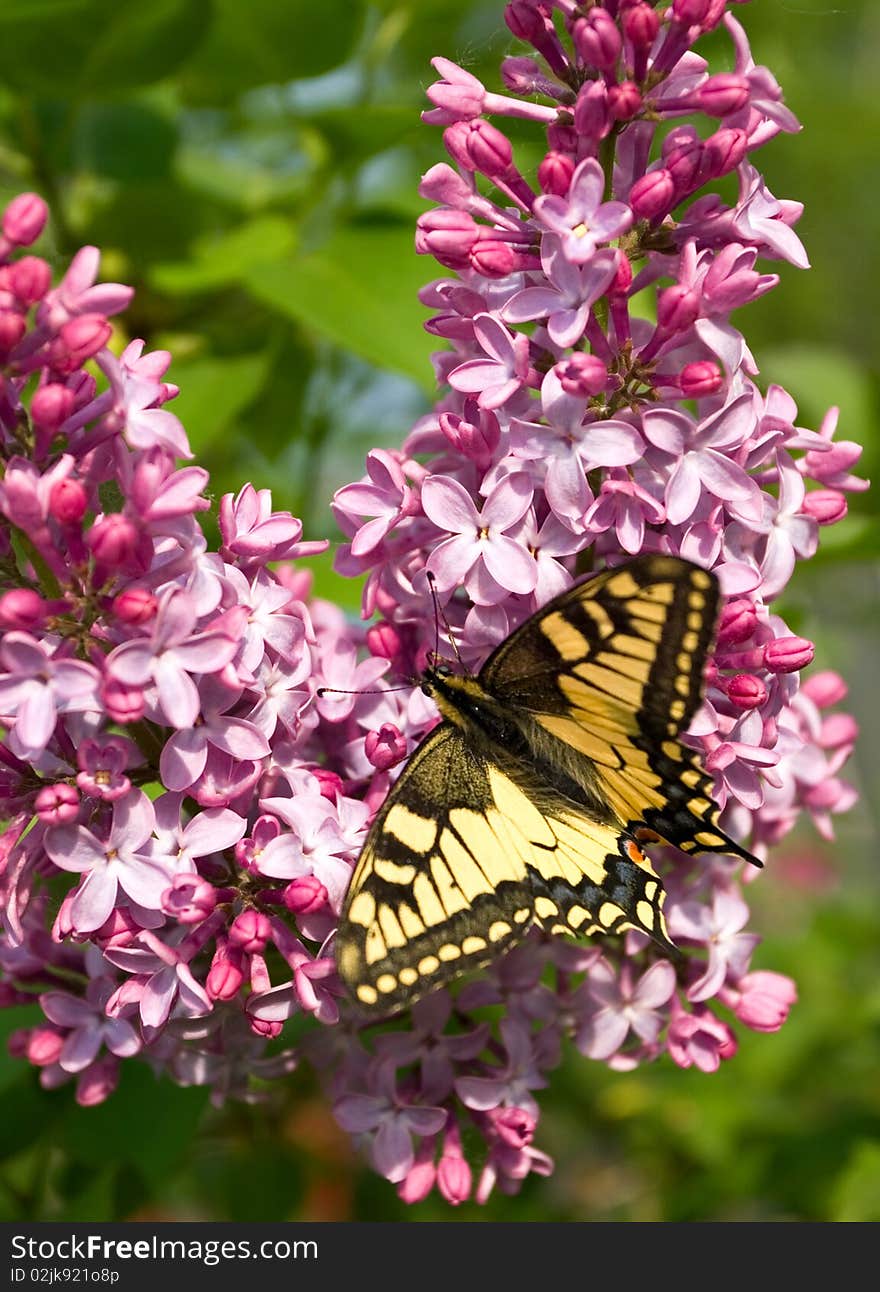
[336,719,674,1017]
[479,553,758,864]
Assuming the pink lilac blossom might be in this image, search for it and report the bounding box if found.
[0,0,863,1209]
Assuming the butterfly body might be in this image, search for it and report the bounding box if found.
[335,554,760,1017]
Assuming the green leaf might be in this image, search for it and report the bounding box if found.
[244,223,436,387]
[165,350,273,453]
[178,0,366,104]
[59,1063,209,1188]
[151,215,297,294]
[830,1141,880,1221]
[0,0,211,98]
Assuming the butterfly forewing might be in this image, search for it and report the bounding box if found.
[480,554,756,864]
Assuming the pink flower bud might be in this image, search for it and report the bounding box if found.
[820,712,858,750]
[248,1016,282,1039]
[554,352,607,397]
[702,127,748,179]
[695,73,751,117]
[547,122,577,155]
[0,588,46,630]
[229,909,271,954]
[415,209,480,267]
[86,514,138,568]
[623,3,660,50]
[469,238,519,278]
[679,360,723,398]
[49,478,88,525]
[75,1056,119,1107]
[573,81,609,139]
[35,782,80,825]
[630,169,675,220]
[733,971,797,1032]
[444,119,512,178]
[664,139,704,192]
[161,873,218,924]
[365,723,408,771]
[672,0,712,25]
[312,767,343,800]
[9,255,51,305]
[657,284,700,332]
[94,907,146,950]
[2,193,48,246]
[0,308,26,353]
[537,150,575,196]
[52,314,112,371]
[572,10,622,72]
[725,673,768,711]
[717,598,757,646]
[439,403,501,466]
[607,81,642,121]
[30,382,75,433]
[112,586,157,625]
[100,677,146,724]
[207,955,244,1001]
[26,1025,65,1066]
[397,1140,437,1205]
[802,489,847,524]
[609,249,633,296]
[437,1150,472,1205]
[366,620,402,661]
[283,875,328,916]
[764,636,814,673]
[492,1106,536,1149]
[801,669,847,708]
[804,439,863,482]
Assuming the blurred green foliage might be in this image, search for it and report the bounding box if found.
[0,0,877,1222]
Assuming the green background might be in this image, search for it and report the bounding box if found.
[0,0,877,1221]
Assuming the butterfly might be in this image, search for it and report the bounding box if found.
[335,553,760,1017]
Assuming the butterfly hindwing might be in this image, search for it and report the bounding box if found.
[337,722,674,1017]
[336,723,535,1015]
[480,554,755,864]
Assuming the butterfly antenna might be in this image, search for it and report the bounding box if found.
[426,570,467,671]
[316,682,415,699]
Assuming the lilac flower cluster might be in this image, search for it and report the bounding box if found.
[329,1,864,1201]
[0,0,864,1210]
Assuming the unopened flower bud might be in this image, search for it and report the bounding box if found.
[366,621,402,661]
[470,239,519,278]
[0,588,46,630]
[283,875,328,916]
[76,1056,118,1107]
[630,169,675,220]
[444,119,512,179]
[86,514,138,568]
[229,909,272,954]
[607,81,642,121]
[112,586,157,625]
[672,0,712,25]
[9,256,51,305]
[572,10,621,72]
[679,360,723,398]
[206,955,244,1001]
[439,403,501,465]
[801,669,847,708]
[2,192,48,246]
[657,284,700,333]
[0,308,26,353]
[717,598,757,645]
[623,3,660,50]
[554,353,607,397]
[802,489,846,524]
[311,767,343,800]
[30,382,75,433]
[725,673,768,711]
[26,1025,65,1066]
[573,81,609,139]
[49,478,88,525]
[100,677,146,724]
[537,150,575,197]
[702,127,748,179]
[733,971,797,1032]
[365,723,408,771]
[52,314,111,371]
[764,636,814,673]
[35,782,79,825]
[161,873,217,925]
[696,73,751,117]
